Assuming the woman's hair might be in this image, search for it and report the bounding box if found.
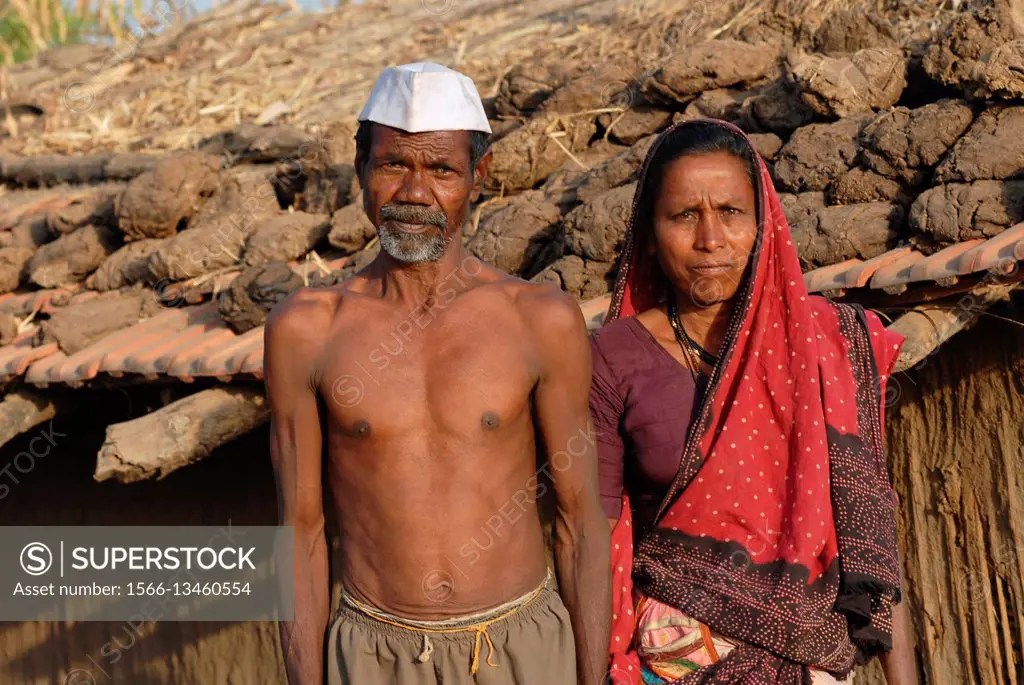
[635,121,760,237]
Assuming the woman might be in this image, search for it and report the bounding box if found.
[590,120,917,684]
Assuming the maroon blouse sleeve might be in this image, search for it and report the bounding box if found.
[589,334,627,519]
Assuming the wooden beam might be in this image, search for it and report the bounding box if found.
[94,386,269,483]
[890,282,1019,373]
[0,390,59,449]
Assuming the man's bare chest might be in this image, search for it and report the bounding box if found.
[318,301,540,438]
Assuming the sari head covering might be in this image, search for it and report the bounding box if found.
[604,119,905,684]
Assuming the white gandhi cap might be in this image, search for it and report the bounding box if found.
[358,62,492,135]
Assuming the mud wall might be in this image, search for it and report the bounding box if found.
[859,309,1024,685]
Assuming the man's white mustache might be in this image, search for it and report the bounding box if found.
[380,205,448,229]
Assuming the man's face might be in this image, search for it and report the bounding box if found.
[359,125,485,264]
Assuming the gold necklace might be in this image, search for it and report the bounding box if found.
[666,306,705,382]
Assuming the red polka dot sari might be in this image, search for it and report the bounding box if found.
[604,120,905,684]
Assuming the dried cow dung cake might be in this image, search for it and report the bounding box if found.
[774,116,869,193]
[86,239,165,291]
[680,88,754,123]
[296,163,357,215]
[748,132,784,162]
[933,106,1024,183]
[783,196,904,268]
[967,40,1024,99]
[598,106,673,146]
[541,61,640,114]
[538,166,587,214]
[330,241,381,282]
[910,180,1024,245]
[860,100,977,186]
[36,288,162,355]
[46,184,123,235]
[788,47,907,118]
[575,135,655,206]
[486,115,597,193]
[531,254,617,300]
[736,78,816,135]
[148,166,281,281]
[922,0,1024,91]
[829,167,907,205]
[199,122,325,165]
[813,11,900,55]
[466,191,562,275]
[8,215,56,250]
[243,212,331,266]
[116,151,222,241]
[536,140,627,212]
[328,204,377,254]
[735,11,808,50]
[0,312,18,346]
[563,182,636,262]
[218,261,303,334]
[27,224,122,288]
[643,40,779,105]
[0,247,35,294]
[495,61,577,116]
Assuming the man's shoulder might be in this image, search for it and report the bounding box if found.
[508,279,585,342]
[265,286,344,348]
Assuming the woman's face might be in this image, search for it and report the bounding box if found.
[650,150,758,308]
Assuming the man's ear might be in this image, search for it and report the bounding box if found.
[354,148,366,183]
[470,149,493,203]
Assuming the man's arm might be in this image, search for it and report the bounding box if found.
[265,295,330,685]
[527,286,612,685]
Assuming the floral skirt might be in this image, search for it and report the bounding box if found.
[635,594,850,684]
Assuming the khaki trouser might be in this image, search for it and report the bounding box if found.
[327,575,576,685]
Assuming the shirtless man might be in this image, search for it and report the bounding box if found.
[265,63,611,685]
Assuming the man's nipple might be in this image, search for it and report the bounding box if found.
[481,411,500,430]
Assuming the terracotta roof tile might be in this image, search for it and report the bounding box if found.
[843,247,915,288]
[25,346,69,386]
[120,304,223,375]
[960,224,1024,274]
[801,224,1024,294]
[240,345,264,378]
[192,326,263,377]
[804,259,862,293]
[0,287,75,317]
[869,250,927,290]
[98,307,200,376]
[0,328,54,381]
[906,239,985,284]
[164,326,237,381]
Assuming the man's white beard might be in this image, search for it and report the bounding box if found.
[377,223,453,264]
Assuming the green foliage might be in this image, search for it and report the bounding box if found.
[0,1,127,66]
